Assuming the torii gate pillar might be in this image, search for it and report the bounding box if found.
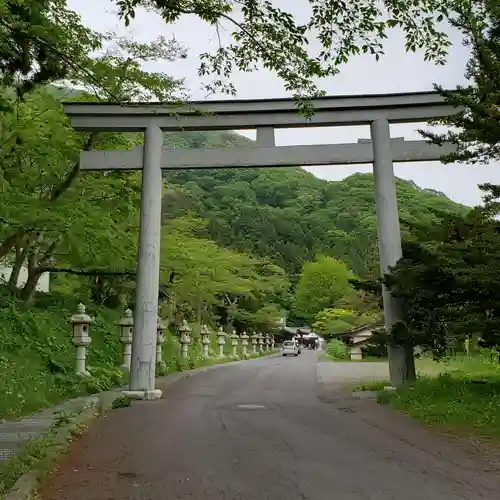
[123,124,164,400]
[370,117,416,387]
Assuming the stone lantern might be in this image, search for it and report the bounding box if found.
[271,335,276,350]
[156,316,167,371]
[230,329,239,358]
[240,331,249,357]
[264,334,271,352]
[258,333,264,353]
[70,303,93,376]
[178,320,191,360]
[118,309,134,371]
[201,324,211,358]
[217,327,226,357]
[251,332,258,354]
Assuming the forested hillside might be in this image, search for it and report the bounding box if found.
[163,132,470,278]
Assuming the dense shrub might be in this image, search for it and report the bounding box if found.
[326,339,350,360]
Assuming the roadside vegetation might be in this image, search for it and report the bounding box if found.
[381,353,500,439]
[325,339,350,360]
[0,289,271,421]
[352,353,500,439]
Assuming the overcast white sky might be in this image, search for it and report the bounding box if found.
[67,0,500,207]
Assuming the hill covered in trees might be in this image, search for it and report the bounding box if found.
[162,132,470,279]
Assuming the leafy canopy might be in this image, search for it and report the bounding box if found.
[313,307,373,336]
[116,0,454,103]
[0,30,189,301]
[0,0,100,102]
[423,0,500,163]
[160,216,289,329]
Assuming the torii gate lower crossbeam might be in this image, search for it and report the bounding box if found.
[64,91,459,395]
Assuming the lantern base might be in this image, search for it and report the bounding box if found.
[121,389,162,401]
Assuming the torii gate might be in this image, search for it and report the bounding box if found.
[63,91,458,396]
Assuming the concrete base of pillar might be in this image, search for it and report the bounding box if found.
[121,389,162,400]
[120,364,130,372]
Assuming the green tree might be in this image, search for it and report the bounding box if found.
[0,0,100,103]
[159,216,289,331]
[293,256,353,323]
[385,199,500,356]
[0,34,187,301]
[381,0,500,358]
[116,0,453,103]
[313,308,367,336]
[0,87,142,301]
[422,0,500,164]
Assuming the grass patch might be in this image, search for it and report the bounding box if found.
[0,430,60,497]
[355,356,387,363]
[352,380,388,392]
[111,395,132,409]
[379,354,500,439]
[321,351,388,364]
[0,410,91,498]
[0,292,127,420]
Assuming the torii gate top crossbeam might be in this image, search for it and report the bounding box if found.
[63,90,458,132]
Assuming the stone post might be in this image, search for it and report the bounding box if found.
[371,117,415,387]
[70,303,93,376]
[271,335,275,350]
[156,316,167,371]
[118,309,134,371]
[179,320,191,360]
[230,330,239,358]
[251,333,258,354]
[201,324,211,358]
[217,327,226,357]
[240,331,249,357]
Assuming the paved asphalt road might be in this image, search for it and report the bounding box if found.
[41,351,500,500]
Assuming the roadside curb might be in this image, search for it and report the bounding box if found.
[2,352,278,500]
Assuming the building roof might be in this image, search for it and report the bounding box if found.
[330,323,384,340]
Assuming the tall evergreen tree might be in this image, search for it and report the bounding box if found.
[423,0,500,164]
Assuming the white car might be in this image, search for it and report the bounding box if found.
[281,340,299,357]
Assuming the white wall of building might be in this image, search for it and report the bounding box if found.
[0,266,50,292]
